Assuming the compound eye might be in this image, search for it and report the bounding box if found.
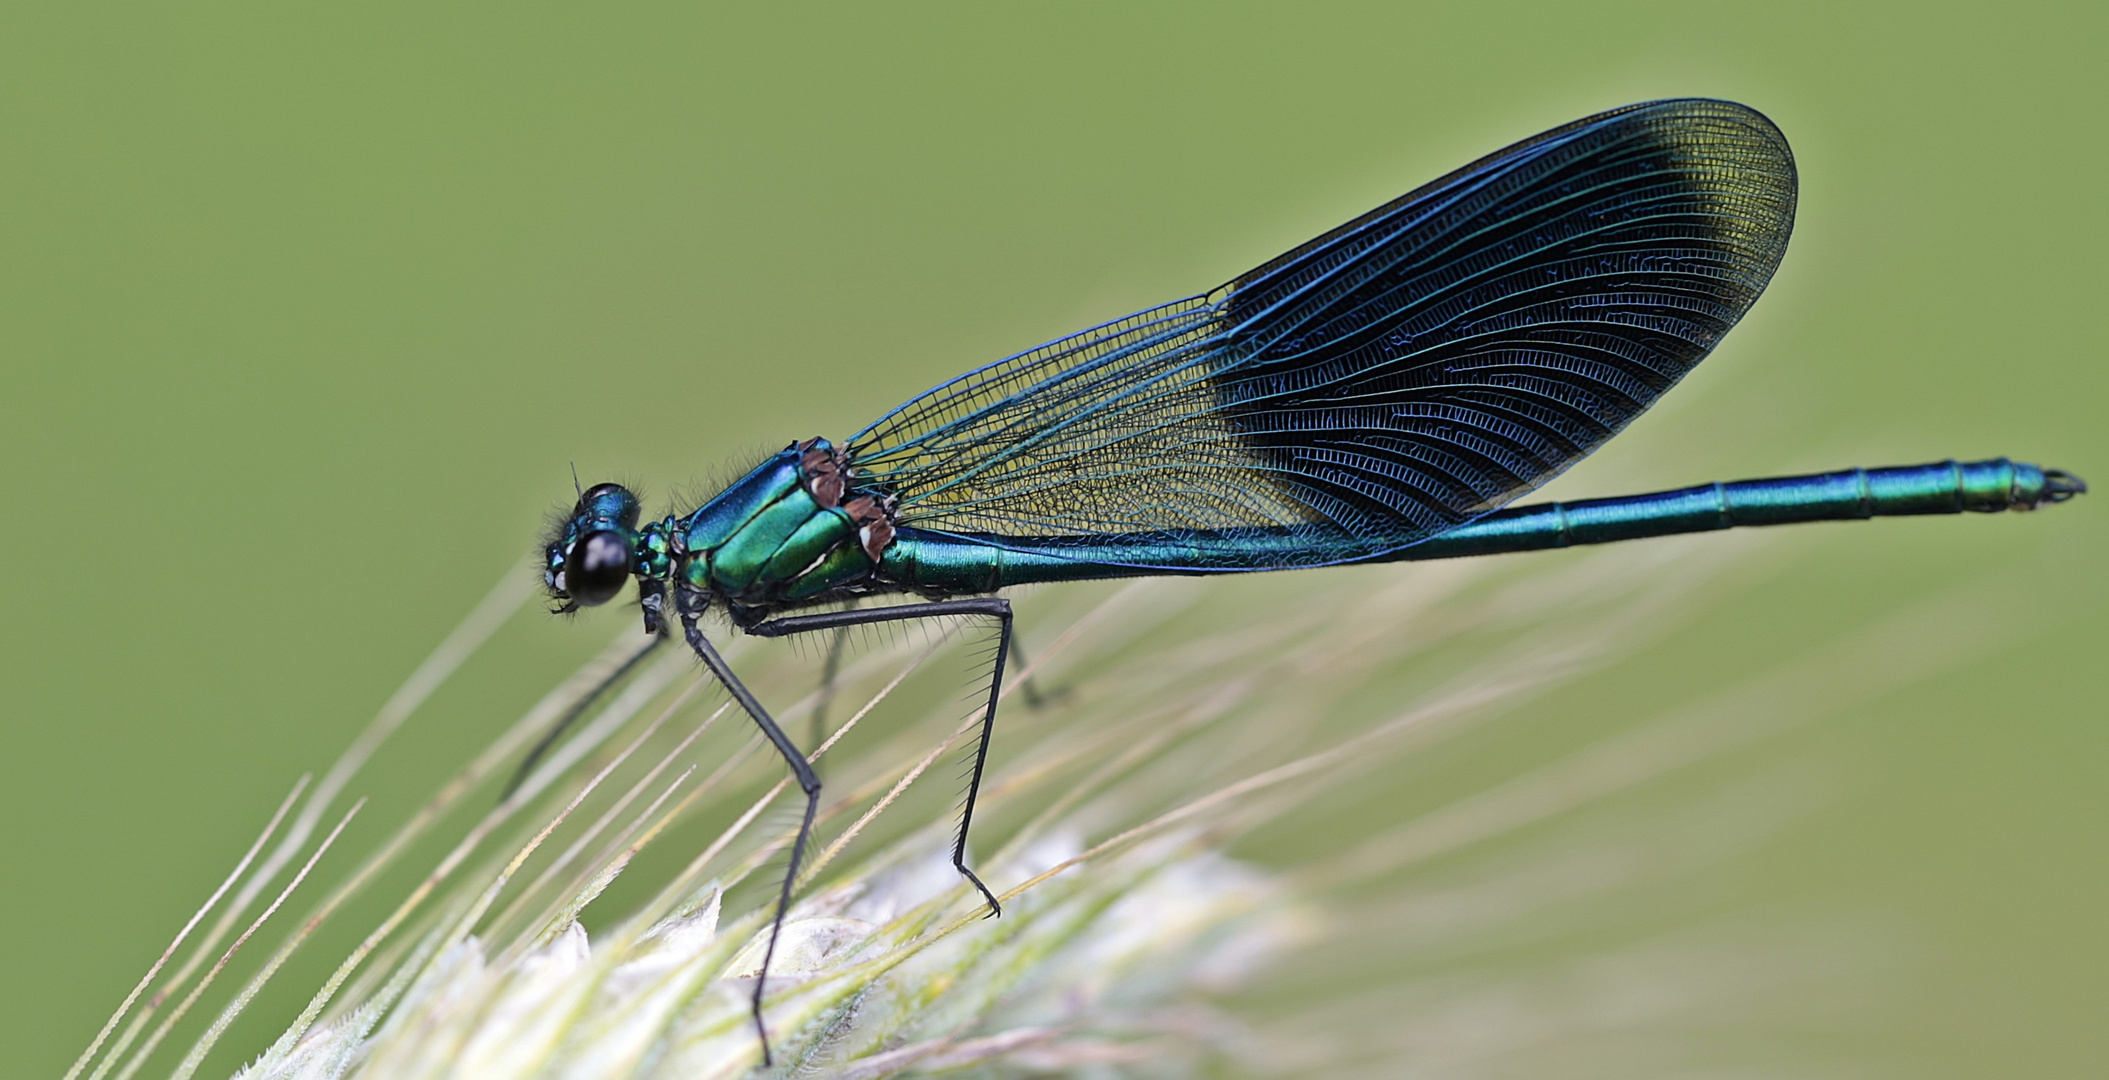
[565,530,632,607]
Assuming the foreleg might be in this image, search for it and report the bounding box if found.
[675,589,819,1066]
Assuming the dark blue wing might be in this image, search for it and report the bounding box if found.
[849,99,1796,570]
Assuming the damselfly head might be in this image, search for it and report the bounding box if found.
[543,482,641,611]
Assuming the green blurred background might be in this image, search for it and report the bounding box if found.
[3,3,2101,1076]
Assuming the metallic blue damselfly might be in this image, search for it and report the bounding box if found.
[534,99,2084,1063]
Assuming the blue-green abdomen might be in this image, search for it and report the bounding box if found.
[879,458,2075,593]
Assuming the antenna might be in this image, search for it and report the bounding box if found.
[571,462,583,500]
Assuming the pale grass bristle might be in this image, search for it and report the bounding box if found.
[81,529,1949,1079]
[65,776,310,1080]
[156,802,367,1080]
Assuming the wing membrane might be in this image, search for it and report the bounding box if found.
[850,99,1796,569]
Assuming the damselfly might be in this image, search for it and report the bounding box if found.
[536,98,2083,1063]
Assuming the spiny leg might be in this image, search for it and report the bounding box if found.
[675,591,819,1067]
[810,615,855,759]
[749,597,1012,917]
[503,632,666,800]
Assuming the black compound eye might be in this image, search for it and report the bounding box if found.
[566,530,632,607]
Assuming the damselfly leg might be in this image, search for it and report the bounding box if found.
[811,619,853,758]
[672,593,1010,1063]
[673,590,819,1068]
[747,597,1014,919]
[504,633,666,800]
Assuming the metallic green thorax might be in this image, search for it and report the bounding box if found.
[624,439,895,622]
